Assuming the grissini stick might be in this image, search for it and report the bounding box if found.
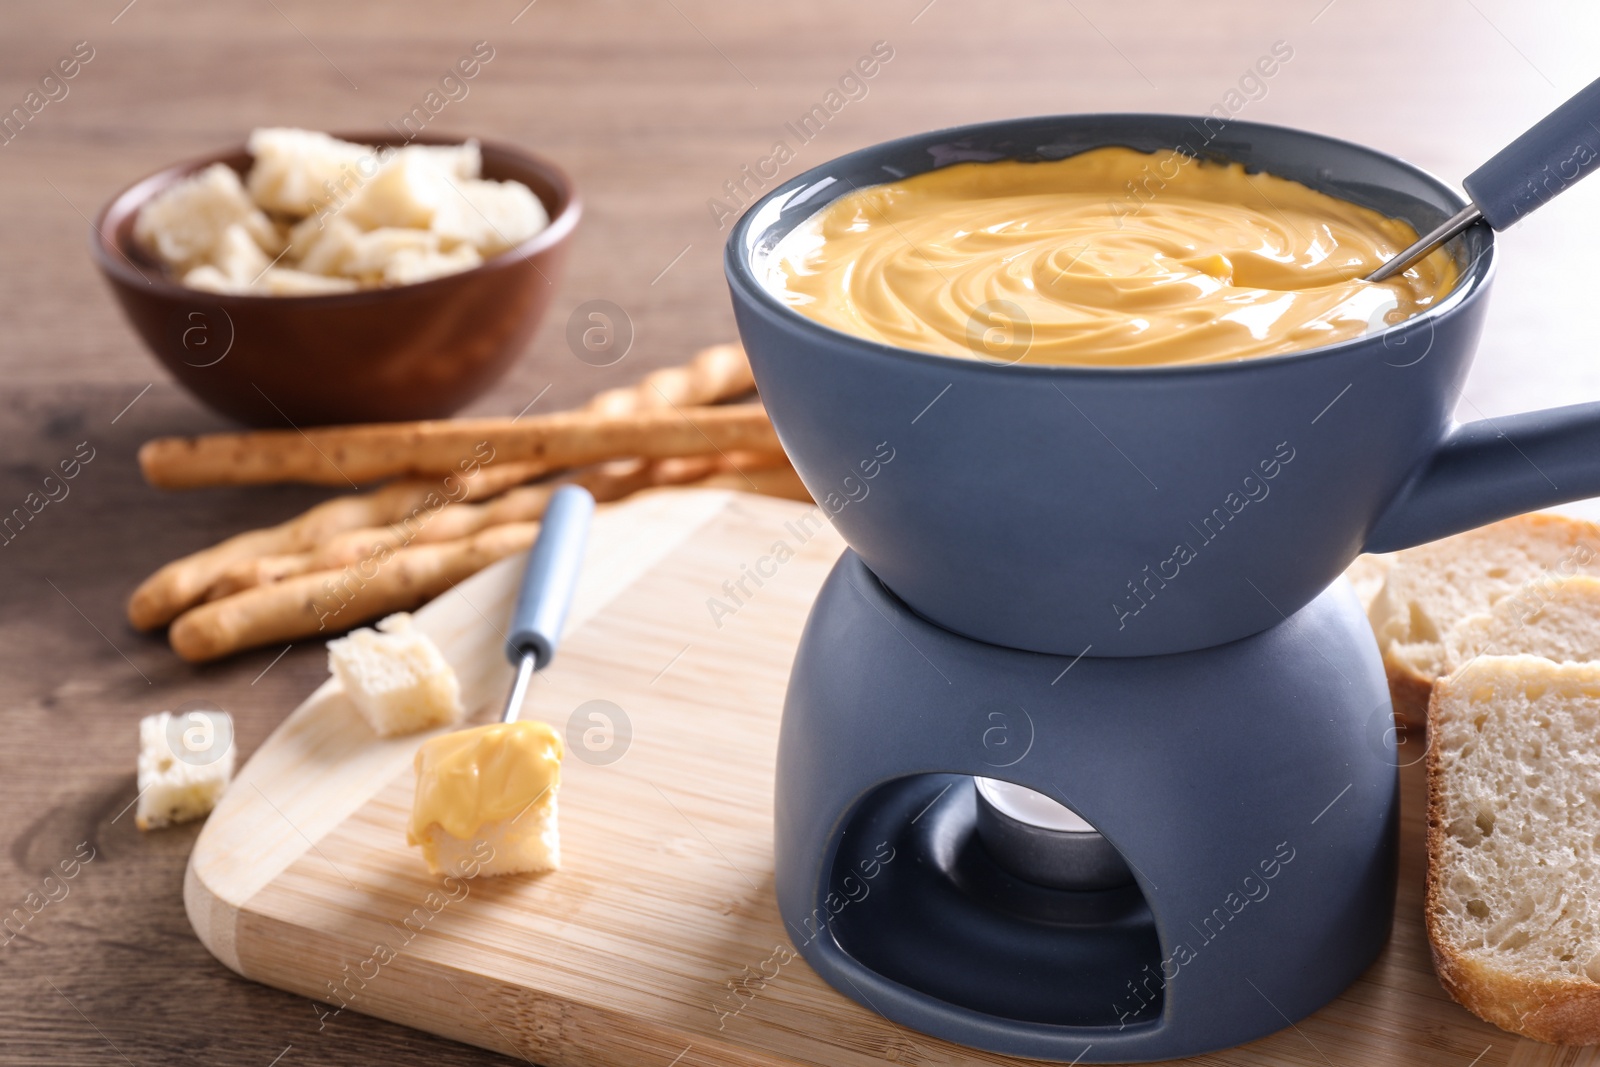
[165,458,795,660]
[584,342,753,416]
[139,404,778,490]
[694,463,812,502]
[199,453,790,599]
[127,480,445,630]
[127,344,758,627]
[1369,75,1600,282]
[168,522,542,662]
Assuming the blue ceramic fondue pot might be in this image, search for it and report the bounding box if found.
[720,113,1586,657]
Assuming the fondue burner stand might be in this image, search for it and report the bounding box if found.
[774,551,1398,1063]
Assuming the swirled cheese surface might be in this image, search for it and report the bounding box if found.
[762,147,1459,366]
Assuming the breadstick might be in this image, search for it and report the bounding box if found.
[585,342,754,416]
[139,404,777,490]
[202,456,724,599]
[144,343,756,491]
[456,458,551,501]
[459,343,756,488]
[201,452,792,599]
[168,523,542,663]
[172,460,808,661]
[205,553,318,599]
[693,463,813,502]
[128,479,450,630]
[128,345,761,627]
[320,453,786,562]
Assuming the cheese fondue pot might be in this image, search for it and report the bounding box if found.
[722,113,1587,658]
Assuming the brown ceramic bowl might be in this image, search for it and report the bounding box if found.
[91,132,580,426]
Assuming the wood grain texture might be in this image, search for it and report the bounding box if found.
[183,490,1541,1067]
[7,1,1600,1064]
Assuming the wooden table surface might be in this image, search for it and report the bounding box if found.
[4,2,1600,1064]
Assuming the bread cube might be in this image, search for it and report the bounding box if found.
[254,267,359,296]
[408,721,564,877]
[288,215,364,276]
[212,223,273,284]
[433,177,549,256]
[327,613,463,737]
[420,138,482,181]
[133,162,281,271]
[344,147,453,230]
[339,227,442,282]
[247,127,371,216]
[382,244,482,286]
[181,265,243,294]
[135,710,235,831]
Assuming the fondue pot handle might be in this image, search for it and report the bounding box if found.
[1365,402,1600,552]
[1463,75,1600,230]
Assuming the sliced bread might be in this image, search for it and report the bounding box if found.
[1427,654,1600,1043]
[1449,575,1600,670]
[1344,551,1395,614]
[1368,514,1600,728]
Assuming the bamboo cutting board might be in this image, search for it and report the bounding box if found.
[185,489,1579,1067]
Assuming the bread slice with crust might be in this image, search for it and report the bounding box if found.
[1367,514,1600,729]
[1427,654,1600,1043]
[1448,575,1600,670]
[1343,551,1394,614]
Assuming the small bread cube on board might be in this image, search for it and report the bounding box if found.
[136,711,235,831]
[408,721,564,878]
[327,613,463,737]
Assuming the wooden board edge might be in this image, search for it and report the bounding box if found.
[231,902,822,1067]
[184,853,244,975]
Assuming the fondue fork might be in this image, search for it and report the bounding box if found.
[500,484,595,723]
[1368,75,1600,282]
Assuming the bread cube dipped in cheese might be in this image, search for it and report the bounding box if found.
[326,612,463,737]
[135,710,235,831]
[408,720,563,878]
[133,162,282,271]
[432,177,550,256]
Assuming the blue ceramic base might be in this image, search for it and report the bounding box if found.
[774,551,1398,1063]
